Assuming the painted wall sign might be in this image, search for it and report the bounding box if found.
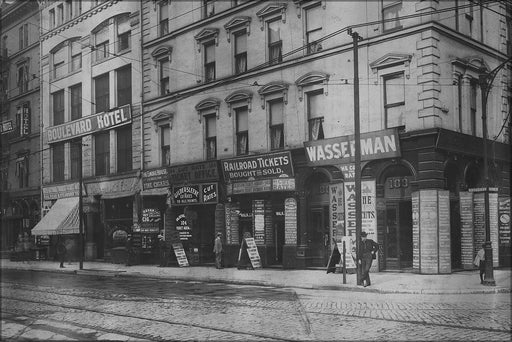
[499,197,510,246]
[22,106,30,136]
[384,176,413,198]
[86,177,138,196]
[46,105,131,144]
[142,167,169,190]
[202,183,218,203]
[169,161,219,184]
[176,214,192,241]
[171,183,218,205]
[329,184,344,241]
[253,200,265,245]
[141,208,161,232]
[284,198,297,245]
[272,178,295,191]
[304,129,400,166]
[0,120,14,134]
[222,151,293,182]
[344,180,376,239]
[42,182,86,200]
[227,179,272,195]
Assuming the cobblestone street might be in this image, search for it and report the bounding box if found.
[1,270,510,341]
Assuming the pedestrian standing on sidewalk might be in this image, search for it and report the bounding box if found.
[474,243,486,284]
[357,231,379,287]
[56,238,67,268]
[158,233,168,267]
[213,232,223,269]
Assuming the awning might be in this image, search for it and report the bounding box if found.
[31,197,80,236]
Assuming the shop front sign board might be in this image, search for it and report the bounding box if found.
[46,105,131,144]
[304,128,400,166]
[0,120,14,134]
[284,198,297,245]
[169,161,220,184]
[142,167,169,190]
[141,208,161,233]
[171,183,218,205]
[222,151,294,182]
[227,178,295,195]
[43,182,86,200]
[86,177,138,196]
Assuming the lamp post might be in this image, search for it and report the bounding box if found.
[478,56,512,286]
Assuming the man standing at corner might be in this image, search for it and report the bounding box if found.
[357,231,379,287]
[213,232,223,269]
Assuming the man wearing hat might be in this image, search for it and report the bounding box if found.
[358,231,379,287]
[158,232,168,267]
[213,232,223,269]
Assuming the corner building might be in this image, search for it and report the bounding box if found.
[141,0,510,273]
[37,0,143,262]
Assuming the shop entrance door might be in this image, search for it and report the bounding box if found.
[274,220,284,264]
[309,206,329,267]
[384,201,412,270]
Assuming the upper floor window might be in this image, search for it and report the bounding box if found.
[94,73,110,113]
[205,114,217,160]
[234,30,247,74]
[94,131,110,176]
[71,41,82,72]
[49,9,56,29]
[116,125,132,172]
[117,65,131,106]
[470,79,477,136]
[383,72,405,128]
[159,1,169,36]
[52,143,65,182]
[268,18,282,65]
[15,155,29,188]
[94,22,110,62]
[52,47,66,79]
[235,106,249,155]
[204,41,216,82]
[53,90,65,125]
[117,14,131,52]
[65,0,73,21]
[161,125,170,166]
[305,3,322,54]
[70,139,81,180]
[269,99,284,150]
[203,0,215,18]
[159,58,170,95]
[57,4,64,26]
[307,90,324,141]
[70,83,82,121]
[19,24,28,50]
[16,62,29,94]
[382,0,402,32]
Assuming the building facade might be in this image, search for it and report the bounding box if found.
[36,0,142,261]
[140,0,510,273]
[0,0,41,255]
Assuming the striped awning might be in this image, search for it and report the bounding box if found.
[31,197,80,236]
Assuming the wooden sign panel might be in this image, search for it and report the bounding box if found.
[172,243,189,267]
[244,237,261,269]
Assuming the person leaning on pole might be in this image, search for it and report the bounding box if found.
[357,231,379,287]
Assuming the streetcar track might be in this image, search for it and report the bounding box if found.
[3,296,292,342]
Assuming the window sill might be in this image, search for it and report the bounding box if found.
[115,48,132,56]
[383,25,403,34]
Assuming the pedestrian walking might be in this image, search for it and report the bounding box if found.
[158,233,168,267]
[357,231,379,287]
[474,243,486,284]
[213,232,223,269]
[56,238,67,268]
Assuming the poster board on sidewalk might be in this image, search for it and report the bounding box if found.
[238,237,261,269]
[172,243,189,267]
[340,237,357,269]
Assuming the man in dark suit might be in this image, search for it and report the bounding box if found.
[358,231,379,287]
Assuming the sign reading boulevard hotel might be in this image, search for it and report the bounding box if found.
[45,105,131,144]
[303,129,401,165]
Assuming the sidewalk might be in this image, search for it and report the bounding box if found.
[1,259,510,294]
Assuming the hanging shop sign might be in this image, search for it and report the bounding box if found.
[141,208,161,233]
[222,151,294,182]
[42,182,86,200]
[21,106,30,136]
[45,105,131,144]
[304,128,400,166]
[171,183,218,205]
[0,120,14,134]
[142,167,170,190]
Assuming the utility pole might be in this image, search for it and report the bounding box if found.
[78,140,84,270]
[349,29,363,286]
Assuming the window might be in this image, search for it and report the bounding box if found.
[117,14,130,52]
[305,4,322,54]
[70,140,81,179]
[49,9,56,29]
[382,0,402,32]
[470,79,477,136]
[52,143,65,182]
[159,58,170,95]
[94,23,109,61]
[234,30,247,74]
[17,62,28,93]
[117,66,131,106]
[57,4,64,26]
[116,125,132,172]
[204,0,215,18]
[161,125,170,166]
[19,24,28,50]
[70,84,82,121]
[75,0,82,17]
[16,156,29,188]
[383,73,405,128]
[71,41,82,72]
[159,1,169,36]
[66,0,72,20]
[94,132,110,176]
[94,73,109,113]
[52,47,66,79]
[269,99,284,150]
[268,18,282,65]
[205,114,217,160]
[53,90,65,125]
[307,90,324,140]
[235,106,249,155]
[204,41,216,82]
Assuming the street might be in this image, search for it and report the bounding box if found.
[1,269,510,341]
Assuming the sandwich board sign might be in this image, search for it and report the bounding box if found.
[238,237,261,269]
[172,242,189,267]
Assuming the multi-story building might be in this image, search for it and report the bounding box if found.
[35,0,142,261]
[0,0,41,255]
[140,0,510,272]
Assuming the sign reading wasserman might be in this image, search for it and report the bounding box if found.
[46,105,131,144]
[304,129,400,166]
